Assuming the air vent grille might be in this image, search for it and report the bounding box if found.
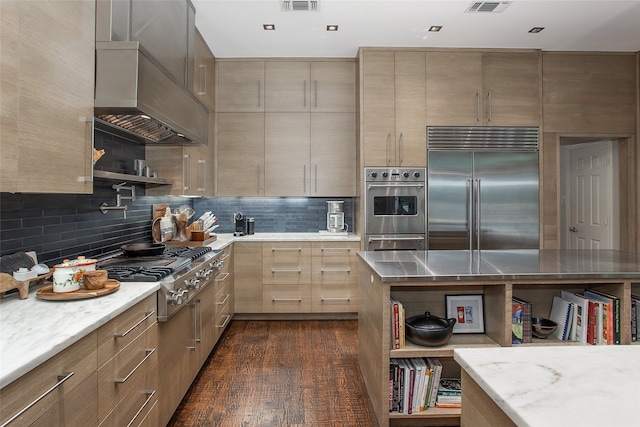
[427,127,539,151]
[466,2,511,13]
[281,0,319,11]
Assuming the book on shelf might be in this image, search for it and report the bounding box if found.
[390,297,406,349]
[584,289,620,344]
[389,358,448,414]
[560,290,590,344]
[426,358,443,408]
[511,299,524,344]
[437,378,461,396]
[435,402,462,408]
[512,296,532,343]
[549,295,575,340]
[631,293,640,343]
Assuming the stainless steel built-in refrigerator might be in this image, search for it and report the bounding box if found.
[427,126,539,250]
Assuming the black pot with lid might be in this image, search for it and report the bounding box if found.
[405,311,457,347]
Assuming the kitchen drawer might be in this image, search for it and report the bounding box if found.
[215,283,233,334]
[97,294,157,367]
[98,323,158,422]
[262,242,312,261]
[0,332,97,426]
[263,243,311,285]
[263,284,312,312]
[311,283,357,313]
[135,399,158,427]
[218,245,233,274]
[311,263,355,287]
[30,373,98,427]
[98,373,157,427]
[311,241,359,258]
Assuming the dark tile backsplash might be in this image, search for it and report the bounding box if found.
[0,129,354,267]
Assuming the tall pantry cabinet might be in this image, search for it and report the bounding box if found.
[216,59,356,197]
[0,0,95,194]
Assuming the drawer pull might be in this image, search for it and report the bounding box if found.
[114,349,155,384]
[272,298,302,302]
[126,390,156,427]
[215,272,230,282]
[272,248,302,252]
[217,314,232,329]
[321,297,351,302]
[321,268,351,273]
[220,253,231,261]
[114,311,155,338]
[271,269,301,273]
[0,371,74,427]
[216,294,230,305]
[321,248,351,252]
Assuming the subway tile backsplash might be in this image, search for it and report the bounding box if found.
[1,130,354,267]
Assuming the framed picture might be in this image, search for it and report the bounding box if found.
[445,294,485,334]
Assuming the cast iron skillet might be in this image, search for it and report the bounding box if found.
[120,243,166,257]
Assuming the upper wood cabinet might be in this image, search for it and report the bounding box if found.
[0,0,95,194]
[310,61,357,112]
[542,53,637,134]
[193,29,215,109]
[216,61,265,112]
[265,113,311,195]
[360,49,427,167]
[426,50,541,127]
[265,61,310,112]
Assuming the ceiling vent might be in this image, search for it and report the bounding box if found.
[466,2,511,13]
[281,1,319,12]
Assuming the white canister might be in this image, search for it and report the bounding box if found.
[52,257,97,293]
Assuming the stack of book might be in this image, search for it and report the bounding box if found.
[631,293,640,342]
[512,296,532,344]
[436,378,462,408]
[549,289,621,344]
[389,358,445,414]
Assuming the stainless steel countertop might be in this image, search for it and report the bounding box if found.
[357,249,640,282]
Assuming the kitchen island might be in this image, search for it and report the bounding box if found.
[454,345,640,427]
[357,249,640,427]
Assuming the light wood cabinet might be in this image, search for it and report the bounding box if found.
[262,242,312,313]
[311,241,359,312]
[358,259,634,426]
[216,61,265,112]
[0,332,98,426]
[0,0,94,194]
[233,242,263,313]
[215,245,234,341]
[360,49,427,167]
[542,52,637,134]
[194,28,215,110]
[216,113,265,196]
[216,59,356,197]
[97,295,157,427]
[426,50,541,127]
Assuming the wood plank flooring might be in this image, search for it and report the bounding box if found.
[168,320,379,427]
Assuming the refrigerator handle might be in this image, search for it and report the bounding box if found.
[476,179,482,250]
[467,179,473,250]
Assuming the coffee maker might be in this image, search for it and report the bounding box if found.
[326,201,347,233]
[233,211,246,236]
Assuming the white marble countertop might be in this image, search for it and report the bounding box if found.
[0,281,159,389]
[454,346,640,426]
[209,232,360,249]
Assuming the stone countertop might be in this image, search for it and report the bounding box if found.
[0,281,159,389]
[208,232,360,250]
[454,346,640,426]
[357,249,640,282]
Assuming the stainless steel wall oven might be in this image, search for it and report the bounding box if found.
[364,167,427,250]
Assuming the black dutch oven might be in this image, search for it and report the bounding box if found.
[120,243,166,257]
[405,311,457,347]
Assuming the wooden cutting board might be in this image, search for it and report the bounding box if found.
[36,279,120,300]
[164,236,217,247]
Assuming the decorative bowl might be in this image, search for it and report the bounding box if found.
[83,270,108,290]
[531,317,558,339]
[405,312,457,347]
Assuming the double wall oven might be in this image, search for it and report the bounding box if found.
[364,167,427,251]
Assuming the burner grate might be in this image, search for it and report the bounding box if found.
[103,266,175,282]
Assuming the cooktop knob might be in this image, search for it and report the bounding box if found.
[186,278,200,291]
[382,172,388,178]
[403,172,409,178]
[168,289,186,306]
[370,171,377,178]
[414,171,421,178]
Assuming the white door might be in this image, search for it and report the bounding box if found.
[567,141,617,249]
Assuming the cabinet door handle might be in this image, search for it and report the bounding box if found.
[487,91,492,122]
[321,297,351,302]
[315,164,318,193]
[216,294,230,305]
[314,80,318,108]
[126,390,156,427]
[398,132,404,166]
[114,311,155,338]
[0,372,74,427]
[271,298,302,302]
[321,248,351,252]
[303,164,306,193]
[321,268,351,273]
[215,272,230,283]
[198,64,207,95]
[257,165,261,195]
[386,132,392,166]
[476,92,481,122]
[271,269,302,273]
[303,80,307,107]
[217,314,232,329]
[114,349,155,383]
[257,80,261,108]
[272,248,302,252]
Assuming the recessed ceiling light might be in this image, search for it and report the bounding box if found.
[263,24,276,30]
[528,27,545,33]
[429,26,442,32]
[326,25,338,31]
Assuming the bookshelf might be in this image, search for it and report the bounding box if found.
[357,251,639,427]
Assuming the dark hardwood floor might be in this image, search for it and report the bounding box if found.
[168,320,379,427]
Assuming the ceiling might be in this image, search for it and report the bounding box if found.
[192,0,640,58]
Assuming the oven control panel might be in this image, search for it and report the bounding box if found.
[365,167,426,182]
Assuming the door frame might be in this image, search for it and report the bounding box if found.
[559,137,620,249]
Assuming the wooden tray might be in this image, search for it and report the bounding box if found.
[36,279,120,301]
[164,235,217,247]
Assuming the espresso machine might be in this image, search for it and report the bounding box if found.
[325,201,347,233]
[233,211,246,236]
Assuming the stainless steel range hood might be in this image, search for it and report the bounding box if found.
[95,41,208,145]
